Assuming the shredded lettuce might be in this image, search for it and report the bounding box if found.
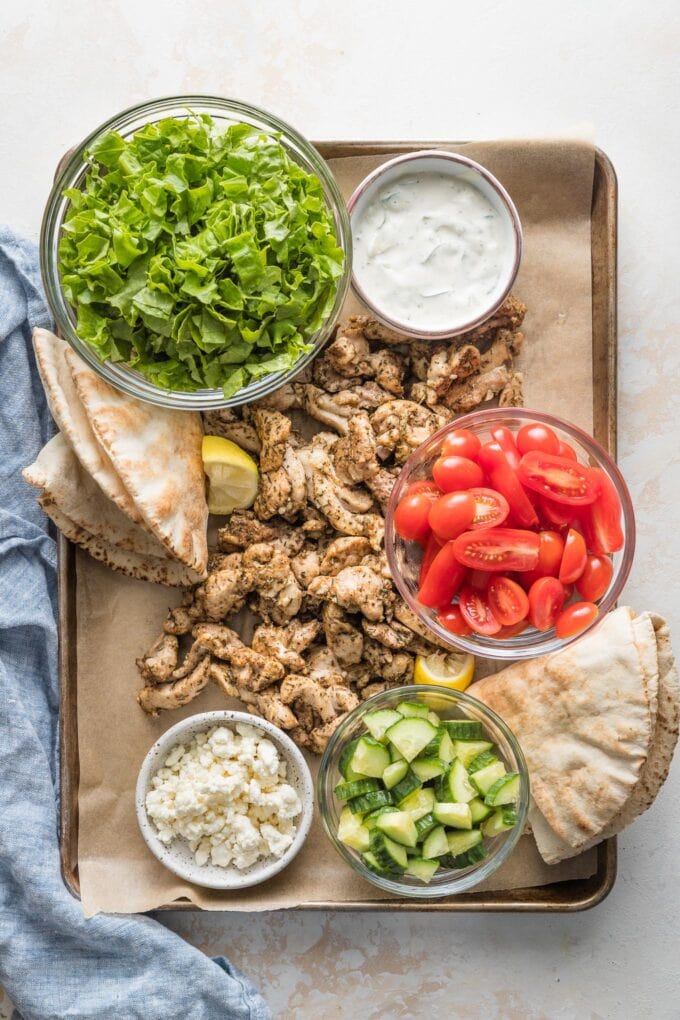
[58,114,345,396]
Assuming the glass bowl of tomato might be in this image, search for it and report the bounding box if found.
[385,408,635,660]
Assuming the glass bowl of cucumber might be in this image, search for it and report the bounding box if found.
[317,685,529,898]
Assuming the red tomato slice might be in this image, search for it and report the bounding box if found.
[418,543,467,608]
[468,569,492,590]
[458,586,501,635]
[531,530,565,580]
[437,604,472,636]
[528,576,567,631]
[558,441,578,461]
[576,553,613,602]
[406,480,441,497]
[516,422,560,456]
[555,601,599,638]
[419,532,444,587]
[487,576,529,626]
[559,528,587,584]
[441,429,481,461]
[477,443,539,528]
[491,426,520,469]
[452,528,540,572]
[518,452,600,506]
[538,494,575,528]
[496,619,530,639]
[394,492,435,542]
[467,487,510,530]
[579,469,625,554]
[432,455,484,492]
[428,491,476,541]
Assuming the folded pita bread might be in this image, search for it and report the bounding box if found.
[33,328,140,522]
[64,346,208,576]
[473,607,679,865]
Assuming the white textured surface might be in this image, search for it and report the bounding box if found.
[2,1,679,1016]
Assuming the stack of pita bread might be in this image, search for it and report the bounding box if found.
[473,607,679,863]
[24,328,208,587]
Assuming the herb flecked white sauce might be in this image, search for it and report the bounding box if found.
[353,171,512,332]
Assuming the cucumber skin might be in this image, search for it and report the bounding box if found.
[441,844,488,869]
[334,778,380,800]
[467,750,498,774]
[350,736,392,778]
[370,831,408,872]
[391,769,422,804]
[414,812,438,838]
[339,737,365,781]
[362,851,393,876]
[349,789,393,814]
[382,759,410,790]
[397,701,430,719]
[484,772,520,806]
[445,720,484,740]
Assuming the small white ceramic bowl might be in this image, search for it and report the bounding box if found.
[347,149,522,339]
[135,710,314,890]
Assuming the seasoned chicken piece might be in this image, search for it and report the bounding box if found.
[163,602,195,636]
[325,324,370,375]
[410,344,482,407]
[193,622,284,691]
[349,314,410,344]
[393,602,453,650]
[370,399,441,462]
[458,294,526,343]
[362,637,415,684]
[442,365,514,413]
[477,328,524,370]
[322,601,364,666]
[252,408,307,521]
[253,383,299,412]
[308,557,395,622]
[295,382,390,434]
[243,542,303,624]
[499,371,524,407]
[281,673,359,725]
[300,506,329,540]
[137,656,211,715]
[251,619,321,672]
[318,536,372,576]
[194,553,252,621]
[365,466,399,511]
[210,662,299,729]
[136,633,179,683]
[217,511,281,551]
[202,410,261,454]
[369,347,407,396]
[360,680,405,700]
[324,325,407,396]
[291,544,321,588]
[169,641,210,681]
[333,413,380,485]
[362,618,440,656]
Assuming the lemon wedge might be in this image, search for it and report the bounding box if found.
[202,435,259,515]
[413,651,475,691]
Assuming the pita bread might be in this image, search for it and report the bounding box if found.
[38,498,201,588]
[64,347,208,576]
[472,607,653,852]
[32,329,141,522]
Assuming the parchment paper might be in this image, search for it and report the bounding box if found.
[76,139,597,916]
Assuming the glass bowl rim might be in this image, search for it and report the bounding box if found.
[39,93,352,410]
[384,406,636,660]
[317,683,530,898]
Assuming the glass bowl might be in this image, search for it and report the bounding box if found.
[385,407,635,660]
[317,685,529,898]
[40,95,352,410]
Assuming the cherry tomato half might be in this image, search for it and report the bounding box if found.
[524,530,565,586]
[559,528,587,584]
[467,487,510,530]
[428,491,476,541]
[558,441,578,461]
[394,492,436,542]
[495,619,530,639]
[419,532,443,587]
[579,468,625,554]
[437,604,472,636]
[576,553,613,602]
[406,480,441,498]
[441,429,481,461]
[528,576,567,631]
[555,601,599,638]
[452,528,540,572]
[418,543,467,609]
[432,455,484,493]
[516,422,560,456]
[518,452,600,506]
[468,569,492,590]
[491,426,521,469]
[458,586,501,635]
[487,576,530,626]
[477,443,539,528]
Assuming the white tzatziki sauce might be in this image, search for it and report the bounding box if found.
[352,171,512,332]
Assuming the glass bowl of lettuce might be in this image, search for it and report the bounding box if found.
[40,96,351,409]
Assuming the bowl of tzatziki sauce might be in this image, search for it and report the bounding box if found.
[348,151,522,339]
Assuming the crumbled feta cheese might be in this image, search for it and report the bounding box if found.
[145,725,302,870]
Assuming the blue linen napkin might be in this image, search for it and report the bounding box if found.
[0,227,271,1020]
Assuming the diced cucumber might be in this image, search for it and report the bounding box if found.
[337,807,371,851]
[370,831,408,872]
[445,719,484,740]
[469,797,494,824]
[427,711,442,726]
[396,701,430,719]
[364,806,399,830]
[385,718,438,762]
[414,812,438,839]
[445,828,483,856]
[421,727,455,764]
[382,759,409,790]
[411,757,446,782]
[405,857,439,883]
[349,789,393,814]
[436,759,476,804]
[390,743,405,762]
[470,760,507,796]
[442,843,488,869]
[362,709,403,743]
[339,738,366,781]
[349,736,391,778]
[334,778,381,800]
[452,739,494,768]
[362,850,393,876]
[375,810,418,848]
[484,772,520,806]
[391,769,422,803]
[481,806,518,837]
[398,786,436,820]
[467,750,498,774]
[422,825,449,859]
[432,802,473,829]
